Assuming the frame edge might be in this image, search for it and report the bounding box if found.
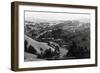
[11,1,98,71]
[11,2,19,71]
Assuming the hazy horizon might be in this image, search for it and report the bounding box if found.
[25,11,90,23]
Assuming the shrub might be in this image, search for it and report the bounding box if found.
[28,45,37,54]
[42,48,54,58]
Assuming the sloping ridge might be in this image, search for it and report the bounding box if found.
[24,35,55,54]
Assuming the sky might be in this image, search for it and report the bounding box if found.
[25,11,90,23]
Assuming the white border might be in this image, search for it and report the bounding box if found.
[18,5,96,68]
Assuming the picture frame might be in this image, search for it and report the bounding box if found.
[11,1,97,71]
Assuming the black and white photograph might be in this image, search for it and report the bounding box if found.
[24,11,91,62]
[11,2,97,71]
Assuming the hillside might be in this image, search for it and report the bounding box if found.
[24,19,90,61]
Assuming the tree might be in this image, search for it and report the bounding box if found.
[66,41,78,58]
[28,45,37,54]
[24,40,28,51]
[43,48,54,58]
[67,41,90,59]
[52,29,62,39]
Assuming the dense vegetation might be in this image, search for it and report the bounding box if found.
[24,20,90,61]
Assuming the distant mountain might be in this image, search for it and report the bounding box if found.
[25,19,90,42]
[50,20,90,33]
[25,18,65,24]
